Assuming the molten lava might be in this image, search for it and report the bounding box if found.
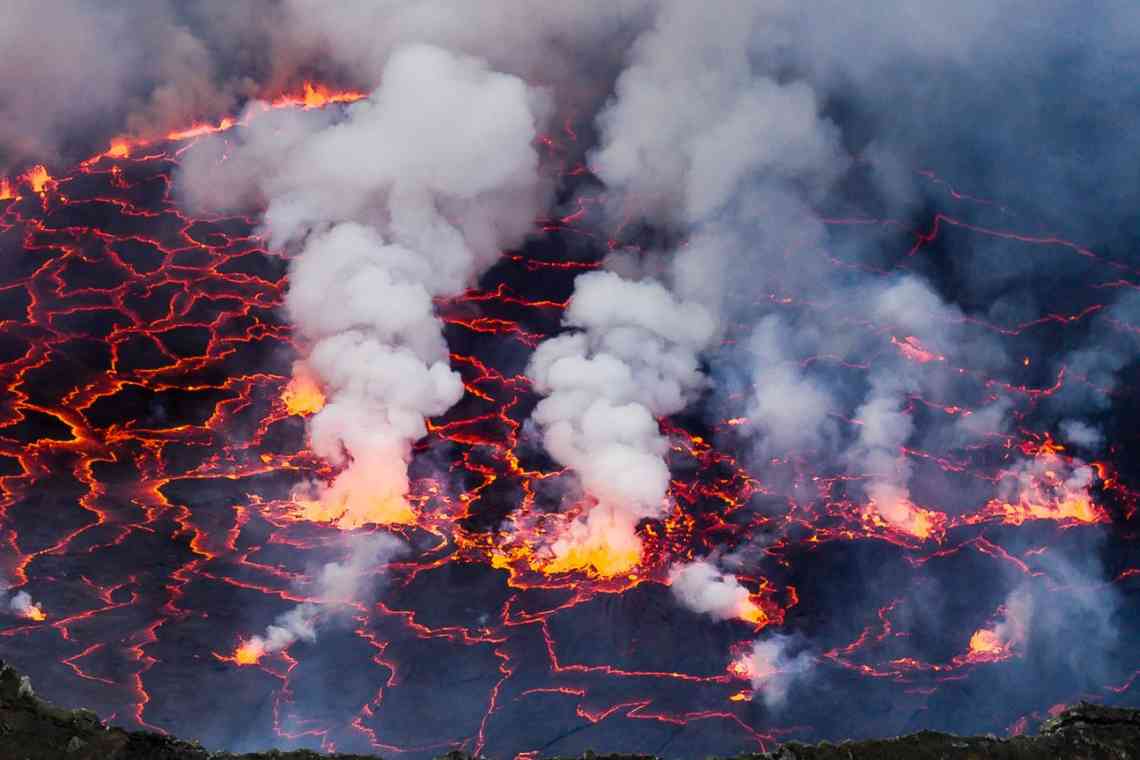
[19,603,46,622]
[737,599,769,627]
[281,367,325,416]
[20,164,54,195]
[0,77,1134,760]
[975,439,1106,526]
[540,537,642,578]
[232,640,265,667]
[539,508,644,578]
[865,498,946,542]
[272,81,367,110]
[967,629,1008,660]
[891,334,945,363]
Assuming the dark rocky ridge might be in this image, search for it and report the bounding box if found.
[2,662,1138,760]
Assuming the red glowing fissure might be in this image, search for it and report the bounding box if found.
[0,81,1135,757]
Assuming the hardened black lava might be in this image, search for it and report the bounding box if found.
[0,100,1137,759]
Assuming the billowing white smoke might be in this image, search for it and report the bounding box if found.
[524,0,846,571]
[668,560,760,623]
[239,532,405,660]
[0,576,43,620]
[734,635,814,710]
[9,591,40,618]
[179,44,548,527]
[527,270,715,572]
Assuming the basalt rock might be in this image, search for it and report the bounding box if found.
[1,660,1137,760]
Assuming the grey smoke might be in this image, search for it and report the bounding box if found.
[242,532,405,657]
[735,634,814,711]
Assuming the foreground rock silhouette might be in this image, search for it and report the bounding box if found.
[2,660,1138,759]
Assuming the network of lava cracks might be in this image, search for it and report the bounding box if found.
[0,85,1137,758]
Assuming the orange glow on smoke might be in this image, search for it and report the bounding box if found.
[865,499,945,541]
[737,598,769,626]
[20,603,46,622]
[281,371,325,416]
[985,493,1101,526]
[727,657,752,680]
[0,178,14,200]
[21,165,55,195]
[78,82,367,173]
[901,507,942,540]
[728,652,769,683]
[977,439,1106,526]
[166,117,237,143]
[891,335,945,363]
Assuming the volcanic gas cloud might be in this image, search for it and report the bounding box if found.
[0,2,1138,758]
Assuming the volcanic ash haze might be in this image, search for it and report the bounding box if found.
[1,0,1139,757]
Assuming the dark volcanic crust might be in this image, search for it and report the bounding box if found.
[2,662,1137,760]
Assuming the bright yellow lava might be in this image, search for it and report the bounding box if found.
[22,604,46,622]
[233,640,264,666]
[540,538,641,578]
[22,165,53,194]
[968,628,1004,657]
[281,374,325,416]
[295,495,416,529]
[737,599,768,626]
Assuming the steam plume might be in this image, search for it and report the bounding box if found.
[668,560,764,624]
[179,44,548,526]
[235,532,405,662]
[0,576,44,621]
[732,635,814,710]
[526,271,715,572]
[969,588,1033,658]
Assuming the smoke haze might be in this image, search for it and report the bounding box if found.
[0,0,1137,755]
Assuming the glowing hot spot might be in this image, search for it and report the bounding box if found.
[728,654,760,681]
[0,178,14,200]
[541,538,641,578]
[737,599,769,627]
[232,639,265,666]
[21,165,55,195]
[967,628,1005,658]
[866,498,945,541]
[281,372,325,416]
[21,603,46,622]
[107,139,131,159]
[978,444,1107,526]
[270,81,366,110]
[891,335,944,364]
